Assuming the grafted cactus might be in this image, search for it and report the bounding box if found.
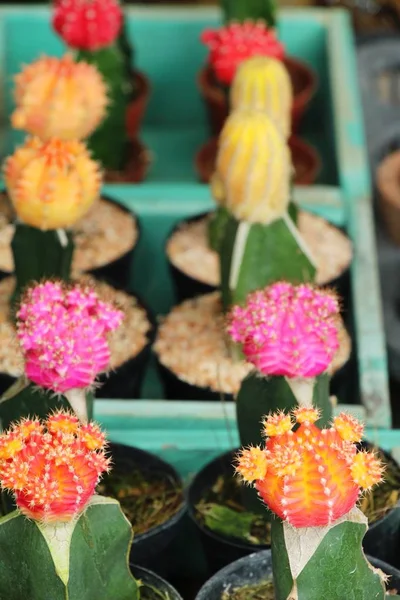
[227,282,340,510]
[0,411,140,600]
[221,0,277,27]
[11,54,108,141]
[0,280,123,427]
[3,137,101,304]
[53,0,131,171]
[236,408,388,600]
[210,110,315,311]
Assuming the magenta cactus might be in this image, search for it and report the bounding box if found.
[228,281,340,378]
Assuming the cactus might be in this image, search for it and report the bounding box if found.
[3,137,101,305]
[11,54,108,141]
[211,110,315,312]
[236,409,387,600]
[227,282,340,511]
[201,21,285,87]
[53,0,131,171]
[221,0,277,27]
[0,280,123,428]
[230,56,293,139]
[0,411,140,600]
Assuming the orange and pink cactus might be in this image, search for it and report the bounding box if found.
[16,281,123,394]
[12,54,108,141]
[228,282,340,378]
[0,410,110,522]
[236,407,383,527]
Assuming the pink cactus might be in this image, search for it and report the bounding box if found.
[227,282,340,378]
[16,281,124,393]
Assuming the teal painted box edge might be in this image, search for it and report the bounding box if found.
[0,7,390,430]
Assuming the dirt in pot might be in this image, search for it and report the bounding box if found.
[196,447,400,547]
[221,581,274,600]
[98,466,183,535]
[140,585,176,600]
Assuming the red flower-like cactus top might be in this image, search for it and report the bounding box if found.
[17,281,124,394]
[201,21,285,85]
[53,0,123,51]
[236,408,383,527]
[0,411,110,522]
[227,282,340,378]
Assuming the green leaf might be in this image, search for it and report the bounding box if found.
[272,509,386,600]
[0,497,139,600]
[11,224,73,310]
[219,215,316,312]
[202,504,257,543]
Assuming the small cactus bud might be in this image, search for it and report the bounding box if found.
[53,0,123,51]
[201,21,285,85]
[236,408,383,527]
[0,411,110,522]
[3,137,101,230]
[231,56,293,138]
[12,54,108,141]
[227,282,340,378]
[16,281,124,394]
[213,110,291,224]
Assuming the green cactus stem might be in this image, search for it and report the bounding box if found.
[271,508,387,600]
[117,9,137,99]
[11,224,73,310]
[219,213,316,313]
[0,380,94,432]
[77,45,130,172]
[221,0,277,27]
[237,373,331,513]
[208,206,230,253]
[0,496,139,600]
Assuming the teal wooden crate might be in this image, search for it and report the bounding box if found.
[0,6,391,466]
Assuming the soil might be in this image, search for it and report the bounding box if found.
[0,276,151,377]
[0,194,138,275]
[221,581,274,600]
[154,292,351,396]
[166,211,352,288]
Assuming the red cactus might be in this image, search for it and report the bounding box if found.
[201,21,285,85]
[236,408,383,527]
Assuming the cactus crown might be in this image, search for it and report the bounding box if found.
[53,0,123,51]
[201,21,285,85]
[211,110,290,224]
[0,410,110,522]
[230,56,293,138]
[16,281,124,393]
[236,408,383,527]
[228,282,340,378]
[3,136,101,230]
[12,54,108,141]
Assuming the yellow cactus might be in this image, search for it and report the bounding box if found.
[212,110,291,224]
[4,137,101,230]
[230,56,293,139]
[12,54,108,141]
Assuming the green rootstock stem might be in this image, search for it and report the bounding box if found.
[219,213,316,313]
[117,6,137,99]
[221,0,277,26]
[271,508,386,600]
[237,373,331,513]
[11,224,73,311]
[77,45,130,172]
[0,497,139,600]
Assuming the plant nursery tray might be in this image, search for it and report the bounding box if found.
[0,6,392,455]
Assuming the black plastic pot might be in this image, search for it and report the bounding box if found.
[188,446,400,576]
[130,564,183,599]
[106,444,186,578]
[194,549,400,600]
[166,211,351,311]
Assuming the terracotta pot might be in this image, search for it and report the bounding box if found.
[198,58,317,136]
[377,150,400,245]
[195,135,321,185]
[126,70,151,140]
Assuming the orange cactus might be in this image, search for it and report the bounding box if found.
[0,411,110,522]
[3,137,101,230]
[236,408,383,527]
[12,54,108,141]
